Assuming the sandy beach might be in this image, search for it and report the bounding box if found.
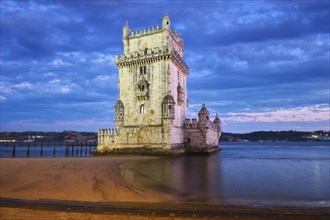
[0,157,163,203]
[1,157,329,220]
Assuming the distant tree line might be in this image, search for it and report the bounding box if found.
[1,130,329,143]
[0,131,97,143]
[220,130,329,142]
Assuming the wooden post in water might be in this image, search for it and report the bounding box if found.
[53,142,56,157]
[40,142,43,157]
[71,143,74,156]
[65,143,69,156]
[76,143,78,156]
[12,143,16,158]
[80,142,83,156]
[26,143,30,157]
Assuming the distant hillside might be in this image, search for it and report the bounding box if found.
[220,130,330,142]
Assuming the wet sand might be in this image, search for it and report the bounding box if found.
[0,157,163,203]
[1,157,329,219]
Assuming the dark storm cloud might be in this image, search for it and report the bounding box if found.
[1,0,329,132]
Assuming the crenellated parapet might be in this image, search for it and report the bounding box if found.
[128,25,163,38]
[184,118,220,130]
[125,24,183,48]
[116,46,189,75]
[98,128,117,147]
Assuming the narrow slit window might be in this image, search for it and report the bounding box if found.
[140,104,145,114]
[140,66,147,75]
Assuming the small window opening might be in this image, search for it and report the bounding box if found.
[140,104,145,114]
[138,85,146,92]
[184,138,191,143]
[140,66,147,75]
[206,116,209,120]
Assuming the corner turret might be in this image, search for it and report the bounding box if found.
[162,12,171,30]
[114,100,124,129]
[123,21,130,54]
[123,21,130,39]
[213,113,222,130]
[198,104,210,122]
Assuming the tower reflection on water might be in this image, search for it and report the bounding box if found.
[120,142,330,207]
[121,153,224,202]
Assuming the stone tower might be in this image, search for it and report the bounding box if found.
[97,13,189,155]
[97,14,221,155]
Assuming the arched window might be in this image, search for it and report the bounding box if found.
[136,79,149,101]
[162,95,175,119]
[140,104,145,114]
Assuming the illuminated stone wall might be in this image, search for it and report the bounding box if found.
[97,14,221,155]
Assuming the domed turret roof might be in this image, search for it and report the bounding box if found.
[213,113,221,123]
[163,11,170,20]
[123,21,129,29]
[198,104,210,115]
[115,99,124,108]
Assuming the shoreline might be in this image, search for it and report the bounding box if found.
[1,157,329,219]
[1,197,329,220]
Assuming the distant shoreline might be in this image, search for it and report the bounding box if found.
[1,130,329,143]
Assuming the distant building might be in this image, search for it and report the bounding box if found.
[97,14,222,155]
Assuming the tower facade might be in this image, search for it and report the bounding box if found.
[97,14,221,155]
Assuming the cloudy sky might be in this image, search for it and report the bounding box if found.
[1,0,329,133]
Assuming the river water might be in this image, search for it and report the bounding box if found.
[1,141,329,207]
[121,142,330,207]
[0,143,96,158]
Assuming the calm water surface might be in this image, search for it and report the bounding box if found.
[121,142,330,207]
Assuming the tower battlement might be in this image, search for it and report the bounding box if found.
[126,26,184,48]
[98,128,117,149]
[184,118,221,130]
[129,25,162,38]
[115,46,189,74]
